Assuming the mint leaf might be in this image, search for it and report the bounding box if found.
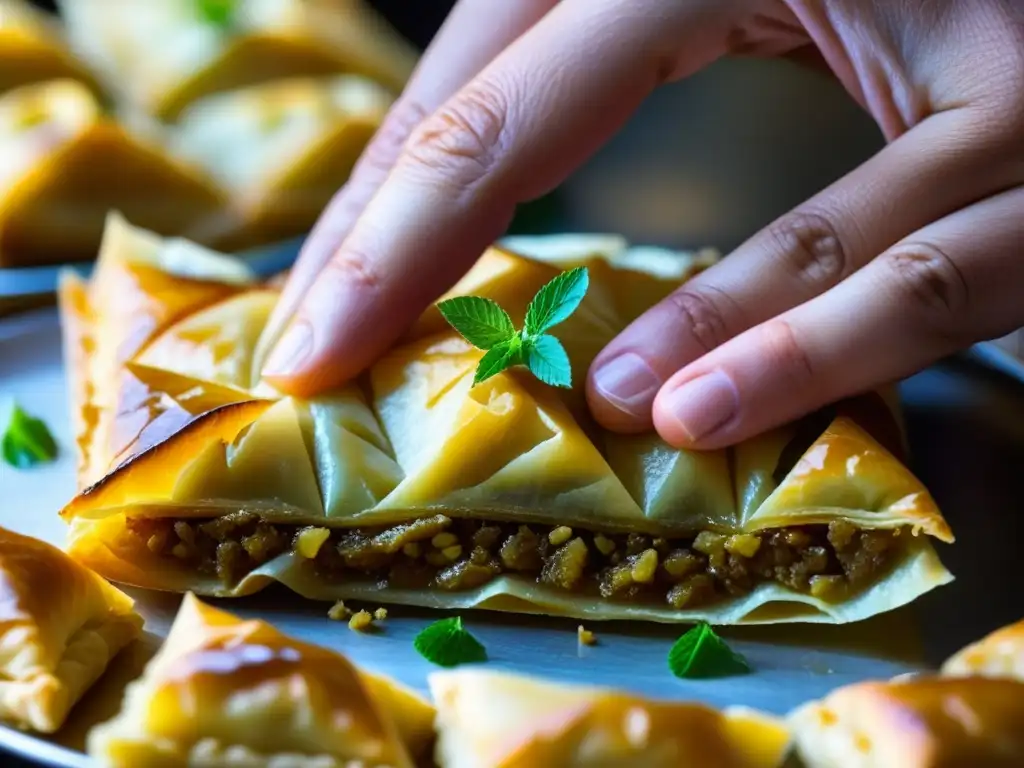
[195,0,235,28]
[437,296,516,350]
[524,266,589,335]
[524,334,571,388]
[2,404,58,469]
[436,266,589,389]
[668,622,751,679]
[414,616,487,668]
[473,336,521,385]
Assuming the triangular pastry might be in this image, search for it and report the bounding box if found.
[59,218,955,625]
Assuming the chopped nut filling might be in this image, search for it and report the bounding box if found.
[578,625,596,646]
[125,515,901,610]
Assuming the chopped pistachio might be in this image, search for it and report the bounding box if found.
[548,526,573,546]
[327,600,351,621]
[631,549,659,583]
[402,542,422,558]
[295,526,330,559]
[431,532,458,549]
[593,533,616,556]
[373,607,388,621]
[349,610,373,632]
[724,534,761,558]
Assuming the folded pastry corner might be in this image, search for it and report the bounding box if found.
[429,668,790,768]
[0,0,102,95]
[942,617,1024,681]
[171,73,394,247]
[59,219,954,625]
[789,677,1024,767]
[87,593,434,767]
[0,79,230,267]
[0,526,142,733]
[59,0,417,121]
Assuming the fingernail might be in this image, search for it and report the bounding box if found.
[262,321,313,378]
[662,370,738,441]
[592,353,662,417]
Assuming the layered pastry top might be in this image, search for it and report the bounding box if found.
[58,217,954,625]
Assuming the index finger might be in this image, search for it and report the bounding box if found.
[256,0,558,372]
[261,0,735,395]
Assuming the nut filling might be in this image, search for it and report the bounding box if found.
[126,515,901,609]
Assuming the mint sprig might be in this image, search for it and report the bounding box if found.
[2,404,58,469]
[437,266,588,388]
[413,616,487,668]
[668,621,751,679]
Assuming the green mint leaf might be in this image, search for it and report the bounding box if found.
[195,0,236,28]
[473,336,521,385]
[414,616,487,668]
[524,334,571,388]
[2,404,58,469]
[437,296,516,350]
[668,621,751,679]
[524,266,589,335]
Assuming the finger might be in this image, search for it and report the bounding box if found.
[262,0,740,394]
[258,0,557,363]
[651,183,1024,450]
[586,104,1023,432]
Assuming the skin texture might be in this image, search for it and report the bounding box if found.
[262,0,1024,450]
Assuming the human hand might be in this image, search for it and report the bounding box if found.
[261,0,1024,451]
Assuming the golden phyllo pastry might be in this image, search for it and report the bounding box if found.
[171,74,393,247]
[790,616,1024,767]
[0,526,142,733]
[58,0,417,121]
[0,0,101,95]
[0,79,228,266]
[942,618,1024,680]
[789,678,1024,767]
[429,668,790,768]
[60,220,954,625]
[87,593,434,767]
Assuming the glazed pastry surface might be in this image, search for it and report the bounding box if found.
[88,593,434,767]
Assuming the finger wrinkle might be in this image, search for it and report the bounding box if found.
[401,80,512,195]
[881,242,970,339]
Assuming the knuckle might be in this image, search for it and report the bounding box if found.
[759,318,815,389]
[359,98,431,176]
[665,287,734,355]
[766,209,852,290]
[323,247,383,295]
[400,80,510,190]
[881,242,970,338]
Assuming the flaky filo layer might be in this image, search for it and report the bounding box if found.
[58,218,954,625]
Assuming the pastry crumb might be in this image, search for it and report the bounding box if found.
[349,610,374,632]
[327,600,351,621]
[577,625,596,646]
[373,607,388,621]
